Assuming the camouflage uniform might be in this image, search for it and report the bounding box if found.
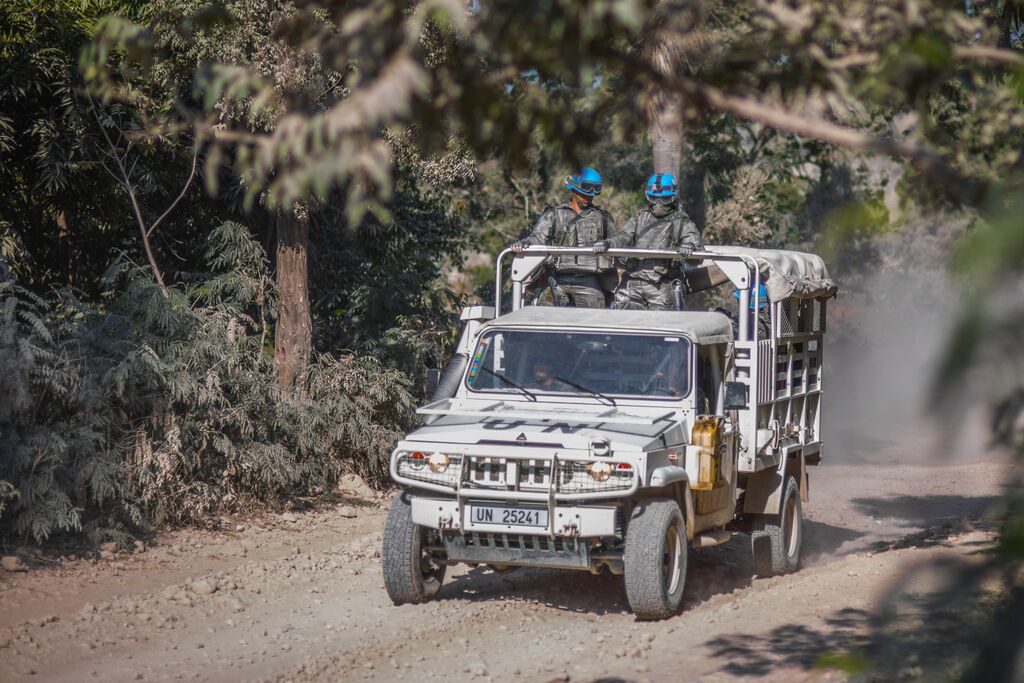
[520,203,616,308]
[606,206,703,310]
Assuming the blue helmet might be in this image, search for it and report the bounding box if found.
[645,173,679,202]
[566,167,603,197]
[732,283,769,309]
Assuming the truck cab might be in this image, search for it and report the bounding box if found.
[382,246,836,619]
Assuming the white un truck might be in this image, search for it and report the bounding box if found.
[382,245,837,619]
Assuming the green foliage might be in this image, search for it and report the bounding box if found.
[310,165,470,351]
[83,0,660,216]
[76,0,1024,224]
[0,480,15,518]
[814,651,871,675]
[938,192,1024,599]
[819,195,893,268]
[0,269,97,542]
[0,0,232,295]
[0,225,415,543]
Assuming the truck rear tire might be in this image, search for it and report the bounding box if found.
[623,499,688,620]
[382,492,446,605]
[750,475,802,577]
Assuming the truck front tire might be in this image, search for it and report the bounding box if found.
[750,475,802,577]
[623,498,688,620]
[382,492,446,605]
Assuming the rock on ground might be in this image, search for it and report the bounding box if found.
[1,555,26,572]
[338,473,375,499]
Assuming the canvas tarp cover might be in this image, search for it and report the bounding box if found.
[699,245,838,302]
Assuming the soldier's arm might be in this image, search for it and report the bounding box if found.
[519,209,556,247]
[602,210,616,239]
[606,214,638,248]
[677,216,704,252]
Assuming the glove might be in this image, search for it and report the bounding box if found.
[511,239,531,253]
[677,243,695,258]
[592,240,609,254]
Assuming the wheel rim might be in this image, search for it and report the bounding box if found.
[662,522,683,595]
[783,494,799,559]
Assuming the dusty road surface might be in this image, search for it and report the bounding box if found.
[0,444,1004,683]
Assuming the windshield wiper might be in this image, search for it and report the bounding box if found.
[476,365,537,402]
[553,376,617,407]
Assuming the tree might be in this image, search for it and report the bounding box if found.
[274,202,312,387]
[89,99,200,288]
[645,1,704,177]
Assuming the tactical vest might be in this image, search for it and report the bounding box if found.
[549,206,610,274]
[627,210,692,280]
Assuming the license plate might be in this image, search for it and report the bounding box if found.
[470,504,548,528]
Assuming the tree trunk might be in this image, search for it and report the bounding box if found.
[647,24,683,177]
[650,90,683,177]
[274,203,312,391]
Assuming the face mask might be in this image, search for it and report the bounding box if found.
[650,201,675,217]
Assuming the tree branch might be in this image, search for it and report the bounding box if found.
[210,127,263,146]
[147,144,199,238]
[675,80,984,205]
[90,98,166,288]
[814,45,1024,70]
[953,44,1024,67]
[504,172,531,220]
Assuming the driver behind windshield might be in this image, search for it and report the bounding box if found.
[649,367,686,397]
[530,361,558,390]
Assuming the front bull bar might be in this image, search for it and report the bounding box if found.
[390,446,640,537]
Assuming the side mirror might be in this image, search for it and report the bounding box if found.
[425,368,442,397]
[724,381,748,410]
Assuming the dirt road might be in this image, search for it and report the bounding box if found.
[0,448,1003,683]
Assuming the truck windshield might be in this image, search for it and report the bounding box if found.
[465,329,691,399]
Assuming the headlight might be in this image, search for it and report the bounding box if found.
[586,461,613,481]
[427,452,450,473]
[408,451,428,469]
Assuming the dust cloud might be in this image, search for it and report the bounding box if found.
[824,267,989,464]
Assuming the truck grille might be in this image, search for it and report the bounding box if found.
[518,459,551,489]
[444,532,590,570]
[463,532,572,552]
[470,457,505,484]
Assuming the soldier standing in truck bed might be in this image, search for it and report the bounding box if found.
[510,167,616,308]
[594,173,703,310]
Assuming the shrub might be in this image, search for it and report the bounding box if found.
[0,223,415,543]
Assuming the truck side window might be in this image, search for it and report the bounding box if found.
[696,347,720,415]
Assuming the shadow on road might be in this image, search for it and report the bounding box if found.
[702,559,994,680]
[439,566,631,615]
[437,519,870,614]
[705,607,872,677]
[802,520,866,563]
[852,494,998,532]
[435,494,988,626]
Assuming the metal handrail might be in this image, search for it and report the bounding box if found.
[493,246,762,341]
